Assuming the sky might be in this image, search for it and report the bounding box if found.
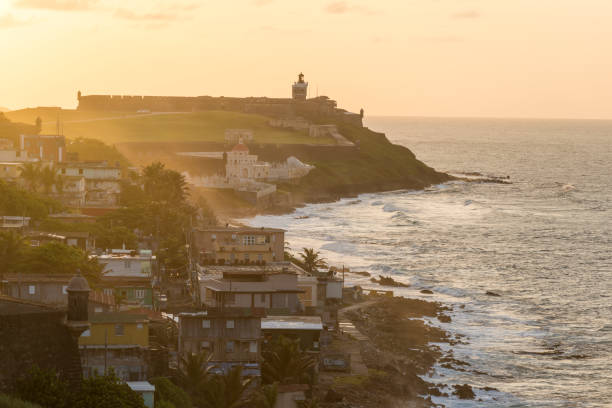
[1,0,611,119]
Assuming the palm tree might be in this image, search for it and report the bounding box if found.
[18,162,42,192]
[199,366,253,408]
[40,165,58,195]
[251,383,278,408]
[298,248,328,275]
[262,336,316,385]
[175,352,213,401]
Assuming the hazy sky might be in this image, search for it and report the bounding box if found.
[1,0,611,118]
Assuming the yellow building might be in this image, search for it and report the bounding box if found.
[80,312,149,347]
[79,313,150,381]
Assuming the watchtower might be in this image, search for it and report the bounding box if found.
[292,72,308,100]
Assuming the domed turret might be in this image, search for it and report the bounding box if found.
[67,271,90,322]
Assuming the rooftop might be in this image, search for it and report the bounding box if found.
[198,226,285,233]
[0,295,60,316]
[89,312,148,324]
[127,382,155,393]
[261,315,323,331]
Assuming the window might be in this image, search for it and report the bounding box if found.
[226,341,234,353]
[78,168,83,175]
[249,341,258,353]
[28,285,36,295]
[124,260,132,269]
[226,320,235,329]
[260,294,266,303]
[231,234,237,240]
[225,293,235,304]
[202,320,211,328]
[62,285,68,294]
[81,329,91,337]
[244,253,249,261]
[94,307,103,313]
[103,288,113,296]
[243,235,255,246]
[271,235,275,242]
[201,341,211,350]
[257,254,263,262]
[134,289,145,299]
[211,234,216,240]
[137,323,143,329]
[115,324,124,336]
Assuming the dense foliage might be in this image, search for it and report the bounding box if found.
[262,336,316,385]
[0,232,103,282]
[149,377,191,408]
[12,367,145,408]
[0,180,63,220]
[66,137,130,168]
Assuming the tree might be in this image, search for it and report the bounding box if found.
[149,377,191,408]
[262,336,316,385]
[142,162,188,205]
[298,248,328,275]
[0,180,63,220]
[14,242,103,284]
[13,366,70,408]
[19,162,42,192]
[0,230,25,276]
[175,352,213,401]
[199,366,253,408]
[34,117,42,133]
[71,372,146,408]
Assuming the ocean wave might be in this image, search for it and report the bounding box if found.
[383,203,402,212]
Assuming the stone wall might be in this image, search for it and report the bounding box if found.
[0,309,82,389]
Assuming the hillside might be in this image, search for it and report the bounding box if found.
[4,106,451,216]
[5,108,334,145]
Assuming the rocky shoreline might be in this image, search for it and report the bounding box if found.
[315,297,473,407]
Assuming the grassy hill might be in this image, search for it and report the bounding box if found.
[5,108,334,145]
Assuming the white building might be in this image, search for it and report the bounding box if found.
[225,143,270,180]
[97,249,156,278]
[57,161,121,207]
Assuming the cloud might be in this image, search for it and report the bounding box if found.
[13,0,99,11]
[452,10,480,19]
[0,13,31,28]
[424,35,464,43]
[253,0,273,5]
[324,1,378,16]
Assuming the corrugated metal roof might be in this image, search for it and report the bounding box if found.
[261,316,323,331]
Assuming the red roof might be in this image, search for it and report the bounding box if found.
[231,143,249,152]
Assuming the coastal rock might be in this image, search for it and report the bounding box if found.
[420,289,434,294]
[486,291,501,297]
[453,384,475,399]
[370,276,410,288]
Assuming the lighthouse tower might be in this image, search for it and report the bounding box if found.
[292,72,308,100]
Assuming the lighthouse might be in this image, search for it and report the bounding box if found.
[292,72,308,100]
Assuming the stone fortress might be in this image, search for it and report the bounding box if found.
[76,73,364,128]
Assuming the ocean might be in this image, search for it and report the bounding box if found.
[242,117,612,407]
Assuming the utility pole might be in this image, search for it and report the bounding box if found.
[104,328,108,375]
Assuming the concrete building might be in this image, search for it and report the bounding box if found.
[79,312,150,381]
[96,249,156,310]
[198,267,304,314]
[195,226,285,264]
[98,249,156,277]
[19,134,66,163]
[0,216,30,230]
[57,161,122,207]
[1,274,114,314]
[225,143,271,180]
[178,309,263,376]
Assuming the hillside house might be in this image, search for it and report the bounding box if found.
[19,134,66,162]
[198,266,303,315]
[195,226,285,264]
[178,309,263,376]
[79,312,150,381]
